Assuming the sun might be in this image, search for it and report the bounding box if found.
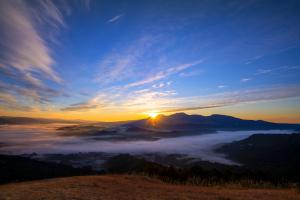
[148,112,158,119]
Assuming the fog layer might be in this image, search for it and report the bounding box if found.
[0,124,294,164]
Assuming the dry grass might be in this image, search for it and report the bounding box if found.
[0,175,299,200]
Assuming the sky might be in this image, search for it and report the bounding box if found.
[0,0,300,123]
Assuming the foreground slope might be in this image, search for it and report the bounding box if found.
[0,175,299,200]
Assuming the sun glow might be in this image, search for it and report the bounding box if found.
[148,112,158,119]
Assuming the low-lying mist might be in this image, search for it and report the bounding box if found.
[0,124,294,165]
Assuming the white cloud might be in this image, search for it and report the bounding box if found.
[255,69,273,75]
[0,0,63,83]
[61,84,300,114]
[60,102,99,111]
[245,55,263,65]
[217,85,226,89]
[125,60,203,88]
[61,86,178,112]
[0,0,84,111]
[107,14,123,23]
[255,66,300,76]
[179,69,203,77]
[95,36,157,84]
[168,85,300,112]
[61,90,121,111]
[0,92,33,111]
[241,78,251,82]
[152,83,165,88]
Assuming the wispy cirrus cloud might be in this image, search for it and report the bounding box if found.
[61,86,177,112]
[125,60,203,88]
[95,35,157,84]
[217,85,227,89]
[179,69,203,77]
[245,55,263,65]
[95,31,203,88]
[163,85,300,113]
[0,0,63,83]
[0,0,79,111]
[0,80,65,107]
[123,89,177,109]
[0,93,33,111]
[61,84,300,114]
[160,105,222,113]
[239,65,300,84]
[152,81,172,89]
[60,102,99,111]
[255,69,273,75]
[107,14,123,23]
[61,90,121,111]
[241,78,251,83]
[256,65,300,75]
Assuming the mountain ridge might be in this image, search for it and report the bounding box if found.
[128,113,300,131]
[1,114,299,132]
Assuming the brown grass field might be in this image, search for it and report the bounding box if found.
[0,175,299,200]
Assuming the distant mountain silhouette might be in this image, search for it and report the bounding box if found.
[128,113,300,131]
[1,114,299,131]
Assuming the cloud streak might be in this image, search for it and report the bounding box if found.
[158,85,300,114]
[241,78,251,83]
[60,102,99,111]
[160,105,223,113]
[125,60,203,88]
[95,36,158,84]
[0,93,33,111]
[61,84,300,115]
[0,0,63,83]
[107,14,123,23]
[256,66,300,75]
[217,85,227,89]
[0,0,79,112]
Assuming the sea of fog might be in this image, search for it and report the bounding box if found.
[0,124,294,165]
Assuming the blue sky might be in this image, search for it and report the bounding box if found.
[0,0,300,122]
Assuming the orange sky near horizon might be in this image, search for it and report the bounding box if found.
[1,99,300,124]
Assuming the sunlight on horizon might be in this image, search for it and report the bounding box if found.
[148,112,158,119]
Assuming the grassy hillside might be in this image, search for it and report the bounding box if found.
[0,175,299,200]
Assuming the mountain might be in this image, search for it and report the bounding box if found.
[128,113,300,131]
[2,114,299,131]
[217,133,300,180]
